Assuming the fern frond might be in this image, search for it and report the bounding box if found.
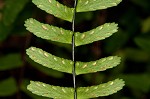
[27,79,125,99]
[26,47,72,74]
[27,47,121,75]
[25,19,118,46]
[76,56,121,75]
[28,81,74,99]
[77,79,125,98]
[32,0,74,22]
[25,18,73,44]
[77,0,122,12]
[75,23,118,46]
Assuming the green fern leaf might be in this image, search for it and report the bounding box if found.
[32,0,73,22]
[27,81,74,99]
[75,23,118,46]
[26,47,72,74]
[25,19,118,46]
[76,0,122,12]
[26,0,124,98]
[27,79,124,99]
[77,79,125,98]
[27,47,120,75]
[25,18,73,44]
[76,56,121,75]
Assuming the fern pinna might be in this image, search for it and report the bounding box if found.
[25,0,125,99]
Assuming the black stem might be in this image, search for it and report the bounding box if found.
[72,0,78,99]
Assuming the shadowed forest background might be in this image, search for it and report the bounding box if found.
[0,0,150,99]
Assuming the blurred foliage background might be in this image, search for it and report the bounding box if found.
[0,0,150,99]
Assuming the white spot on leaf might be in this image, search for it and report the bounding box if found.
[99,26,103,30]
[48,9,52,13]
[72,9,74,13]
[43,93,48,96]
[92,62,97,66]
[60,29,64,34]
[42,25,48,30]
[43,35,49,38]
[52,27,56,32]
[64,7,67,12]
[71,89,73,92]
[48,0,52,3]
[108,56,113,60]
[101,58,106,62]
[38,50,43,54]
[107,24,110,27]
[30,20,33,23]
[110,81,114,85]
[31,47,35,51]
[75,33,78,36]
[62,60,65,64]
[106,33,111,36]
[94,86,98,89]
[44,52,49,57]
[62,88,66,93]
[52,86,56,90]
[38,5,43,7]
[85,1,89,5]
[82,64,87,68]
[54,57,57,61]
[76,62,79,66]
[81,34,86,39]
[36,59,40,63]
[101,6,106,9]
[112,29,117,32]
[111,3,117,6]
[57,3,60,8]
[100,66,106,71]
[90,31,94,34]
[36,82,41,86]
[42,84,46,87]
[70,61,73,64]
[102,85,105,87]
[85,88,89,92]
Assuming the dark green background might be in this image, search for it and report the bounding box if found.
[0,0,150,99]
